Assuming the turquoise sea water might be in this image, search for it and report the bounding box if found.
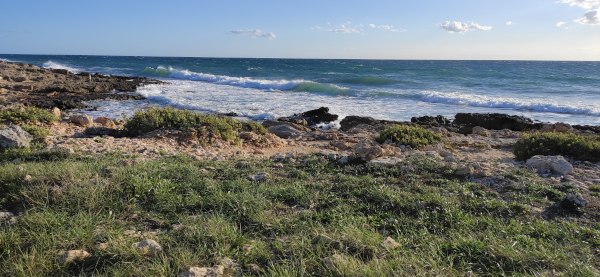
[1,54,599,125]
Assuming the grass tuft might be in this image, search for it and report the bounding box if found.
[0,106,58,125]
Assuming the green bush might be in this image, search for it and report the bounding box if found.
[378,124,442,148]
[0,106,58,124]
[514,132,600,162]
[20,124,50,141]
[123,107,267,141]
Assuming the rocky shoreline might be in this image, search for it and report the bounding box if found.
[1,61,599,276]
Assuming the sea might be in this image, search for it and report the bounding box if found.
[1,54,599,126]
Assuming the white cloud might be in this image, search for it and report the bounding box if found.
[506,21,514,26]
[440,21,492,33]
[230,29,276,39]
[556,21,569,28]
[576,9,600,24]
[313,22,361,34]
[368,24,402,32]
[561,0,600,9]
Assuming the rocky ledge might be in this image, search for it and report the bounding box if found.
[0,61,162,110]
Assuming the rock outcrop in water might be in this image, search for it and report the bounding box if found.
[279,107,338,127]
[0,61,161,110]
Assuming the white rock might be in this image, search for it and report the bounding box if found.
[0,125,33,149]
[69,114,93,127]
[526,155,573,176]
[59,250,91,264]
[133,239,162,255]
[179,266,223,277]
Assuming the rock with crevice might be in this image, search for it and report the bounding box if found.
[0,125,33,149]
[526,155,573,176]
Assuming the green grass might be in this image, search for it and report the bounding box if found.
[378,124,442,148]
[514,132,600,162]
[0,151,598,276]
[0,106,58,125]
[123,107,267,142]
[20,124,50,142]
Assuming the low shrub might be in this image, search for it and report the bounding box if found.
[378,124,442,148]
[21,124,50,141]
[123,107,267,141]
[0,106,58,124]
[514,132,600,162]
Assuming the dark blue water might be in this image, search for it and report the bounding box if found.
[2,54,599,125]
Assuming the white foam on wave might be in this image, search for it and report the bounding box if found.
[42,61,81,73]
[143,66,349,93]
[416,90,600,116]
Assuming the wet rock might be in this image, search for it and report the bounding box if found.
[454,113,534,132]
[58,250,91,264]
[268,124,302,139]
[69,114,93,127]
[526,155,573,176]
[411,115,451,127]
[280,107,338,127]
[340,115,379,131]
[0,125,33,149]
[133,239,162,256]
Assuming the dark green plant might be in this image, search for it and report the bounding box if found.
[20,124,50,141]
[378,124,442,148]
[122,107,266,141]
[0,106,58,124]
[514,132,600,162]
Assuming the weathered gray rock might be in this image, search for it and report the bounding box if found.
[58,250,91,264]
[471,126,490,137]
[248,172,270,182]
[562,193,588,210]
[0,125,33,149]
[268,124,302,139]
[526,155,573,176]
[133,239,162,256]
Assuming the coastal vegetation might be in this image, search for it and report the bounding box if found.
[123,107,267,142]
[0,150,597,276]
[0,106,58,125]
[377,124,442,148]
[514,132,600,162]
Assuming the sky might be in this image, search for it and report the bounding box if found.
[1,0,599,60]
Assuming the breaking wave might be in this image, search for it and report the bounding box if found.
[42,61,81,73]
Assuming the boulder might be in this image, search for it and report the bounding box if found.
[354,140,385,161]
[526,155,573,176]
[454,113,534,131]
[279,107,338,127]
[268,124,302,139]
[133,239,162,256]
[340,116,379,131]
[0,125,33,149]
[562,193,588,210]
[58,250,91,264]
[94,116,116,128]
[69,114,93,127]
[411,115,451,127]
[471,126,490,137]
[553,123,573,133]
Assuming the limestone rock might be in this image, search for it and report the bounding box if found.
[59,250,91,264]
[354,140,384,161]
[268,124,302,139]
[471,126,490,137]
[0,125,33,149]
[368,157,403,167]
[69,114,93,127]
[94,116,116,128]
[52,107,62,118]
[248,172,270,182]
[179,266,223,277]
[133,239,162,256]
[381,236,401,250]
[526,155,573,176]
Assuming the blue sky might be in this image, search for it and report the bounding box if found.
[1,0,599,60]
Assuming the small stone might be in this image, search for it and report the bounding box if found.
[24,174,33,182]
[368,157,403,167]
[69,114,93,127]
[381,236,401,250]
[52,107,62,118]
[471,126,490,136]
[133,239,162,256]
[96,242,109,251]
[248,172,270,182]
[337,156,350,165]
[456,165,474,176]
[272,163,284,168]
[58,250,91,264]
[0,211,15,222]
[562,193,588,210]
[179,266,222,277]
[246,263,263,274]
